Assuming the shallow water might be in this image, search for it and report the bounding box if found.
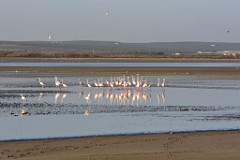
[0,72,240,141]
[1,62,240,67]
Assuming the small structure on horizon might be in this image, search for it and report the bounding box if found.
[175,53,181,56]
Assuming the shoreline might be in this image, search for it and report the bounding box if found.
[1,130,240,159]
[1,129,240,143]
[0,66,239,76]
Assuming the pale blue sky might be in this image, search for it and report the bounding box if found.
[0,0,239,42]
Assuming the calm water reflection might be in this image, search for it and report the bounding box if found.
[0,74,240,140]
[1,62,240,67]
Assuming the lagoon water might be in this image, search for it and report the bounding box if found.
[0,68,240,141]
[1,62,240,67]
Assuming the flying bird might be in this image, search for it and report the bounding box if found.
[105,11,110,16]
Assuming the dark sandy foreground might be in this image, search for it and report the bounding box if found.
[0,131,240,160]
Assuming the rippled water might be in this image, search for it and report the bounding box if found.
[0,72,240,141]
[1,62,240,67]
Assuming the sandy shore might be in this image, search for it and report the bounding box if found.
[0,131,239,160]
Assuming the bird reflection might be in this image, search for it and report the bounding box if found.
[61,93,67,104]
[157,89,166,106]
[38,92,44,101]
[21,105,28,116]
[20,94,26,104]
[162,90,166,105]
[84,92,91,104]
[157,94,161,105]
[79,91,84,97]
[83,105,91,117]
[54,93,61,104]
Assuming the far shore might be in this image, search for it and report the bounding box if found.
[1,57,240,63]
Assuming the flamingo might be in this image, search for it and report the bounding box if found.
[98,78,104,87]
[79,78,83,86]
[147,81,152,88]
[55,76,62,89]
[157,78,160,87]
[94,79,99,87]
[61,79,68,89]
[142,79,148,88]
[86,79,91,88]
[162,78,165,88]
[127,77,131,86]
[132,76,136,86]
[105,80,110,87]
[20,94,26,102]
[38,78,45,88]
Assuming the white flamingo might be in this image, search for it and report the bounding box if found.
[127,77,131,86]
[55,76,62,89]
[157,78,160,87]
[142,79,148,88]
[20,94,26,102]
[94,80,99,87]
[38,78,45,88]
[162,78,165,88]
[147,81,152,88]
[86,79,91,88]
[61,79,68,89]
[79,78,83,86]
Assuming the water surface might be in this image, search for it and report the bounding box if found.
[0,73,240,141]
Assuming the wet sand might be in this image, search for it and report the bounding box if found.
[0,66,240,76]
[0,131,240,160]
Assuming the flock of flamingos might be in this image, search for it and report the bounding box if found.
[51,74,165,89]
[19,74,166,116]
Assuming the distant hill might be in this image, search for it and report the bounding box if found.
[0,40,240,54]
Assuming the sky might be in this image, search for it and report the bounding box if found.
[0,0,240,42]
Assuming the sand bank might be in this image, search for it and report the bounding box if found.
[0,131,240,160]
[0,66,240,76]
